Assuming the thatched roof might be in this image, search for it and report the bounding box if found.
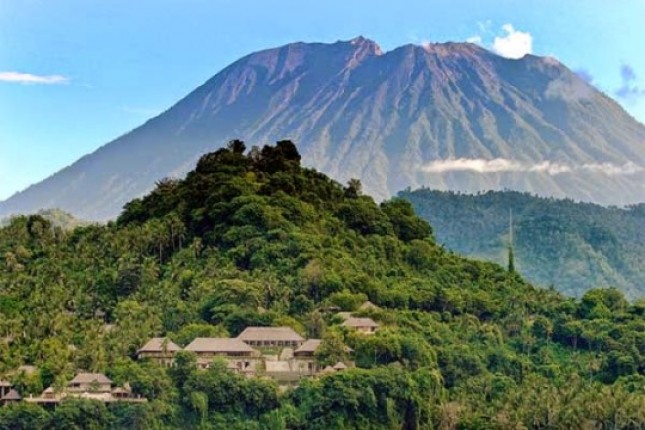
[70,373,112,385]
[294,339,321,354]
[333,361,348,370]
[237,327,304,343]
[185,338,257,354]
[43,387,55,394]
[138,337,181,353]
[343,317,379,328]
[112,387,129,395]
[0,380,12,387]
[2,389,21,401]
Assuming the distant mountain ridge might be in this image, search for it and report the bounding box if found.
[2,36,645,220]
[402,189,645,299]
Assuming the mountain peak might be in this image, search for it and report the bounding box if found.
[348,35,383,55]
[2,37,645,221]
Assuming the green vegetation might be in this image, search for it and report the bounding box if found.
[0,208,89,230]
[0,141,643,429]
[401,188,645,299]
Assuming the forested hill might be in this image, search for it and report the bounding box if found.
[401,189,645,299]
[0,208,89,230]
[0,141,643,428]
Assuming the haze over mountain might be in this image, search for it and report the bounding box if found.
[2,36,645,221]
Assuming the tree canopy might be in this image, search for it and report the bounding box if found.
[0,141,642,429]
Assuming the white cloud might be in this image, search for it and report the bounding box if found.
[492,24,533,59]
[0,71,68,85]
[466,35,482,45]
[477,20,492,33]
[420,158,643,176]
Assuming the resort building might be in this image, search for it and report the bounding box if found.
[342,317,379,334]
[67,373,113,393]
[136,337,181,366]
[25,372,145,404]
[1,389,21,405]
[184,338,261,371]
[237,326,305,348]
[292,339,322,375]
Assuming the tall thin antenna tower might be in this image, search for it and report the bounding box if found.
[508,208,515,273]
[509,208,513,247]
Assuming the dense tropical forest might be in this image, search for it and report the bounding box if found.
[0,208,89,231]
[401,189,645,300]
[0,141,643,429]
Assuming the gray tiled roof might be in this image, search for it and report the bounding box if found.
[138,337,181,353]
[294,339,321,354]
[70,373,112,385]
[185,338,257,354]
[2,389,22,400]
[343,317,379,328]
[237,327,304,342]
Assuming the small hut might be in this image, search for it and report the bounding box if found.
[1,389,22,405]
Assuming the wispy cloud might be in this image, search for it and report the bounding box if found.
[420,158,643,176]
[615,64,645,102]
[492,24,533,59]
[0,71,69,85]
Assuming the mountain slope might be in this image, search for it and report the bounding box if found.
[2,37,645,220]
[0,142,642,428]
[401,188,645,299]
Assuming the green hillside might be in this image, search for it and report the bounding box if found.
[0,141,643,429]
[0,208,89,231]
[401,189,645,300]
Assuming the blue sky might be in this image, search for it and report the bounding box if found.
[1,0,644,201]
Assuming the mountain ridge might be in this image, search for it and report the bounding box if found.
[2,36,645,220]
[402,188,645,299]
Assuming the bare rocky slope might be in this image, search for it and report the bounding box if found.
[2,36,644,220]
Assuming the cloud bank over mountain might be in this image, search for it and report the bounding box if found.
[420,159,644,176]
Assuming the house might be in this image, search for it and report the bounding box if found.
[184,338,261,371]
[0,380,12,398]
[68,373,113,393]
[342,317,379,334]
[137,337,181,366]
[111,383,132,400]
[317,362,349,377]
[25,374,144,404]
[332,361,348,371]
[293,339,321,358]
[292,339,322,374]
[237,327,305,348]
[1,389,21,405]
[41,387,56,400]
